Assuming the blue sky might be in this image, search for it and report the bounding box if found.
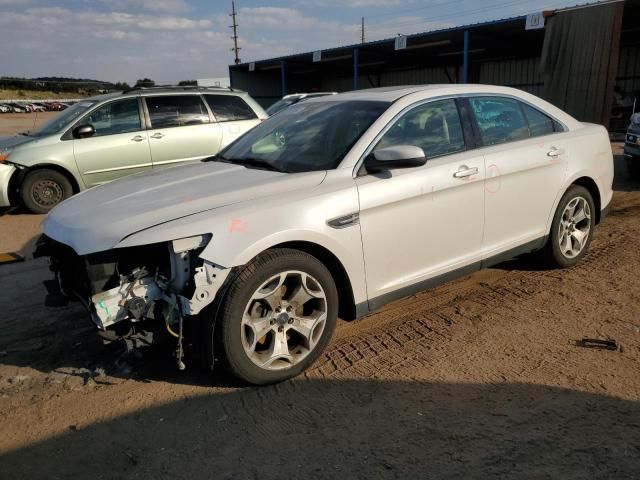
[0,0,605,84]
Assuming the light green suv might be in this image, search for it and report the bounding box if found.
[0,86,267,213]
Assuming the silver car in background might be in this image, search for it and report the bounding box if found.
[0,86,267,213]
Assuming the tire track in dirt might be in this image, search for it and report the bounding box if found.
[306,203,639,382]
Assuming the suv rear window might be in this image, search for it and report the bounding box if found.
[145,95,210,129]
[204,94,257,122]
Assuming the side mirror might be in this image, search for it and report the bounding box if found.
[73,124,95,139]
[365,145,427,172]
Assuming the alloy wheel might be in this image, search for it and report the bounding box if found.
[558,196,591,259]
[241,270,327,370]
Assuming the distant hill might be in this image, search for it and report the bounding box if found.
[0,77,129,94]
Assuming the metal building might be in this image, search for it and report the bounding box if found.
[229,0,640,131]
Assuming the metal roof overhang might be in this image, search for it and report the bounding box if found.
[229,15,547,78]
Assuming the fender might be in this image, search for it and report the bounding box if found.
[116,173,369,306]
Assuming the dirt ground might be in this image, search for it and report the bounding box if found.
[0,112,639,478]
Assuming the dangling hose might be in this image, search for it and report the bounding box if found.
[164,301,179,338]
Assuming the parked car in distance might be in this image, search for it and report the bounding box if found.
[37,84,613,385]
[0,104,9,113]
[7,103,26,113]
[266,92,337,115]
[624,112,640,177]
[0,86,267,213]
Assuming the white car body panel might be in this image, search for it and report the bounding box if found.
[41,84,614,320]
[43,161,326,255]
[356,148,486,299]
[0,163,16,207]
[480,134,569,257]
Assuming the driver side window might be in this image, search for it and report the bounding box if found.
[80,99,142,137]
[375,99,466,158]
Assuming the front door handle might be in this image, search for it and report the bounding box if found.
[150,133,165,139]
[547,147,565,158]
[131,135,145,142]
[453,165,478,178]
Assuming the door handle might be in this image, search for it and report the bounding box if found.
[547,147,565,158]
[150,133,165,139]
[131,135,145,142]
[453,165,478,178]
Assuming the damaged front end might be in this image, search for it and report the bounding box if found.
[35,234,230,368]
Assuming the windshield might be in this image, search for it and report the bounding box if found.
[265,98,299,116]
[30,100,98,136]
[220,100,389,173]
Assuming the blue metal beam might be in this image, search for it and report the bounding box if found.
[230,15,526,69]
[353,48,359,91]
[280,61,287,97]
[462,29,469,84]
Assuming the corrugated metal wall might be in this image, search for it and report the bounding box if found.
[379,67,453,86]
[479,57,544,96]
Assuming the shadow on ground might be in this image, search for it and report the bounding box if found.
[1,379,639,479]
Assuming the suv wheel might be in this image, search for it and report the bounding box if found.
[542,185,595,268]
[213,248,338,385]
[20,169,73,214]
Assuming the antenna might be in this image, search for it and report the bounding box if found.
[230,1,241,65]
[361,17,365,43]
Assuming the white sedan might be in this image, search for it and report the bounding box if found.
[37,85,614,384]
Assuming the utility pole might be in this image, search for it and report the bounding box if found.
[361,16,365,43]
[230,1,241,65]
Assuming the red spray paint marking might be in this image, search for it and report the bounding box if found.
[229,218,248,234]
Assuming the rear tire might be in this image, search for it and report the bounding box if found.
[540,185,595,268]
[213,248,338,385]
[20,169,73,214]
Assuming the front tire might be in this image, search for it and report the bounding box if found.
[20,169,73,214]
[214,248,338,385]
[542,185,595,268]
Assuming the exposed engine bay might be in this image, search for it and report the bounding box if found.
[34,234,230,369]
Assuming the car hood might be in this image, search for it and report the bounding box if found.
[43,161,327,255]
[0,135,36,149]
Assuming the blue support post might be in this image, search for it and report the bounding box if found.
[353,48,359,91]
[462,29,469,84]
[280,61,286,97]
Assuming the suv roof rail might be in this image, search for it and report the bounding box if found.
[122,85,243,94]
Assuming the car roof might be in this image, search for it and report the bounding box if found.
[83,87,248,104]
[306,84,539,103]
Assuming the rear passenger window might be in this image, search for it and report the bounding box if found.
[375,99,465,158]
[145,95,210,129]
[470,97,530,146]
[521,103,556,137]
[204,95,257,122]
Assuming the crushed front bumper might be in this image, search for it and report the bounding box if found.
[0,163,16,207]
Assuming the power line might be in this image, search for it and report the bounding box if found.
[364,0,469,21]
[230,1,241,65]
[367,0,535,28]
[363,0,573,41]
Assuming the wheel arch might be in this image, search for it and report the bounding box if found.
[17,163,81,194]
[571,176,601,224]
[265,241,357,321]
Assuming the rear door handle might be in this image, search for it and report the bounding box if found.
[547,147,565,158]
[453,165,478,178]
[150,133,165,139]
[131,135,145,142]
